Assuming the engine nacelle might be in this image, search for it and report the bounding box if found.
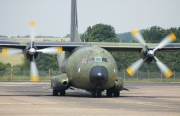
[139,48,155,64]
[51,73,70,90]
[110,77,124,92]
[23,46,38,61]
[139,48,147,59]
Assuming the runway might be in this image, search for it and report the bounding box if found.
[0,82,180,115]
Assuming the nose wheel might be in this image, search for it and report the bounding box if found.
[91,91,102,98]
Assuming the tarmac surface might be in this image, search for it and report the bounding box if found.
[0,82,180,115]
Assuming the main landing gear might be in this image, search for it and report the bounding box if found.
[106,89,120,97]
[53,89,66,96]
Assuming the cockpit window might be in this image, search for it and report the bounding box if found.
[88,58,95,62]
[102,58,107,62]
[95,57,101,62]
[88,57,108,63]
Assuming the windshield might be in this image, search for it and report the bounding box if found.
[88,57,108,63]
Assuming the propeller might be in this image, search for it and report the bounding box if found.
[126,28,176,78]
[28,21,63,82]
[36,46,63,54]
[30,55,39,82]
[126,58,145,76]
[0,21,63,82]
[28,21,39,82]
[1,48,23,56]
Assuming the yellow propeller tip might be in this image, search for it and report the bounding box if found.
[1,48,8,57]
[31,76,39,82]
[168,33,176,42]
[57,46,63,53]
[30,21,36,27]
[164,70,173,78]
[126,66,135,76]
[131,28,139,36]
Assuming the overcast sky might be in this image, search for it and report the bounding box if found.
[0,0,180,37]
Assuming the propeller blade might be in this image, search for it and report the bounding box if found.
[30,21,36,48]
[36,47,63,54]
[131,28,147,48]
[154,56,173,78]
[1,48,22,56]
[30,56,39,82]
[153,33,176,52]
[126,58,144,76]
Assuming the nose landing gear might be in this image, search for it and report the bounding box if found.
[90,90,102,98]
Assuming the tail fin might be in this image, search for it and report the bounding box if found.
[70,0,81,42]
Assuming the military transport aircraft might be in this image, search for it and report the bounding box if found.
[0,0,180,97]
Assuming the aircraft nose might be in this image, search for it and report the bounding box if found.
[89,66,108,86]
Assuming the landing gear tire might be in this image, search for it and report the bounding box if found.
[53,89,59,96]
[60,90,65,96]
[97,91,102,98]
[91,92,96,98]
[114,91,120,97]
[106,89,112,97]
[91,91,102,98]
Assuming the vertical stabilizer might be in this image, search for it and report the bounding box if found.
[71,0,81,42]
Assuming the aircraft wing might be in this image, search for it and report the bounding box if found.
[92,42,180,52]
[1,41,180,52]
[0,41,180,52]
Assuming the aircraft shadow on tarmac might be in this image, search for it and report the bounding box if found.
[1,91,180,99]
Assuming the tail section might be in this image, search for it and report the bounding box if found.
[70,0,81,42]
[57,0,80,74]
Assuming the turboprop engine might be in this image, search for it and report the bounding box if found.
[2,22,64,82]
[51,73,70,90]
[126,28,176,78]
[23,45,38,61]
[138,48,156,64]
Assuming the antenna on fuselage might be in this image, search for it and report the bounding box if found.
[70,0,81,42]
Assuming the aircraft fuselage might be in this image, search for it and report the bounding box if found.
[66,45,118,90]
